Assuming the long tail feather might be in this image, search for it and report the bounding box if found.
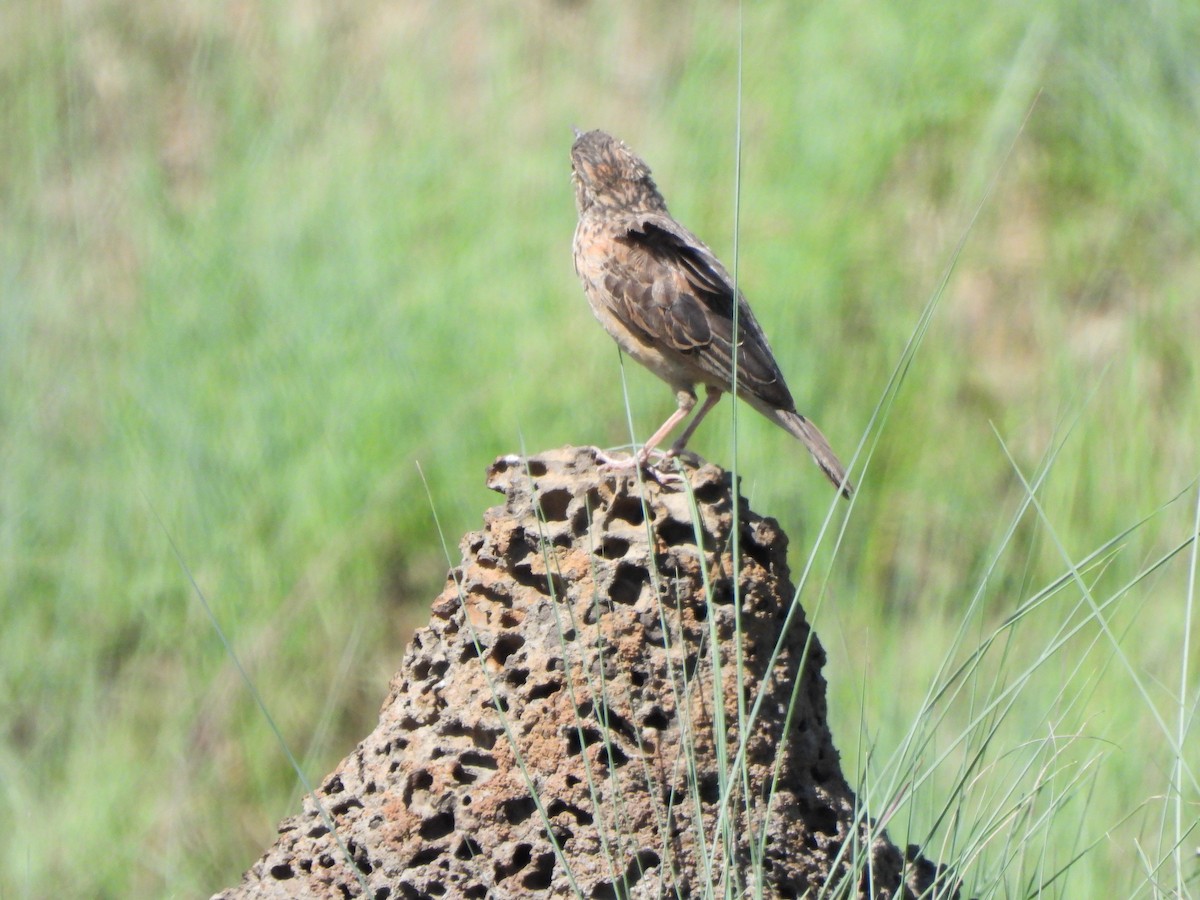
[772,408,854,498]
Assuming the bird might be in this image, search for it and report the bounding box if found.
[570,128,854,498]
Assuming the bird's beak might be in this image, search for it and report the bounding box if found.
[571,125,584,138]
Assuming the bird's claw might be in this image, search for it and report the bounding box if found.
[589,447,684,486]
[589,447,640,469]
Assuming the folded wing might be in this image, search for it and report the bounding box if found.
[596,213,796,412]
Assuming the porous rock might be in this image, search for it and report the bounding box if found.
[213,446,951,899]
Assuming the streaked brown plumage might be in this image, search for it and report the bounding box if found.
[570,128,853,498]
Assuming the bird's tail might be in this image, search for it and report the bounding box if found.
[772,408,854,499]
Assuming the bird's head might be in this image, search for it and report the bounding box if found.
[570,129,667,216]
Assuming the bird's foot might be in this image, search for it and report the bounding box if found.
[664,442,703,467]
[589,446,683,485]
[589,446,641,469]
[643,464,684,486]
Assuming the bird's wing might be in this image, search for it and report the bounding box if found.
[599,212,795,409]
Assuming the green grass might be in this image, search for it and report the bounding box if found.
[2,0,1198,895]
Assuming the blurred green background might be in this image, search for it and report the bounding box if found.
[2,0,1198,895]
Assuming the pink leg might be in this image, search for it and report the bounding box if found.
[668,387,723,454]
[593,389,698,470]
[636,389,697,463]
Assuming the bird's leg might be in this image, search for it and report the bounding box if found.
[593,390,698,478]
[635,389,697,465]
[666,387,723,456]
